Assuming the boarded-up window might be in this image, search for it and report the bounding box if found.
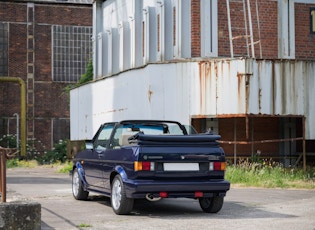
[52,119,70,144]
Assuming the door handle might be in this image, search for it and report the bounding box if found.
[98,153,103,158]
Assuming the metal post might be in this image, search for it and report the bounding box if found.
[226,0,234,57]
[234,118,237,165]
[303,117,306,171]
[13,113,19,158]
[246,0,255,58]
[0,151,6,202]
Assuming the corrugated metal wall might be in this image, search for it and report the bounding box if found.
[70,59,315,140]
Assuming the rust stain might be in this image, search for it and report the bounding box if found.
[237,72,242,111]
[193,114,207,119]
[258,88,262,112]
[148,85,153,103]
[199,62,204,111]
[107,108,127,113]
[199,61,215,114]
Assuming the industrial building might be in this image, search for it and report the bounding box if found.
[70,0,315,167]
[0,0,92,152]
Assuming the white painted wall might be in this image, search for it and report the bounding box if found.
[70,62,196,140]
[71,59,315,140]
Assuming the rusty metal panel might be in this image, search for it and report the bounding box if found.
[216,59,246,114]
[248,60,274,114]
[273,61,305,115]
[196,59,247,115]
[304,61,315,139]
[193,59,315,139]
[71,59,315,140]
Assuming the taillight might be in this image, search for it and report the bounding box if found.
[134,161,155,171]
[209,162,226,171]
[159,192,168,198]
[221,162,226,170]
[194,191,203,198]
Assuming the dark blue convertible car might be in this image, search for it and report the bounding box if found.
[71,120,230,215]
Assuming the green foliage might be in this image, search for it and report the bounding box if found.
[57,161,73,173]
[25,139,46,160]
[6,159,38,168]
[6,158,19,168]
[0,134,46,160]
[0,134,17,148]
[63,59,93,94]
[79,59,93,84]
[1,134,68,165]
[226,158,315,189]
[36,140,68,164]
[78,223,93,228]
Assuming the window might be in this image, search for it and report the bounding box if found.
[95,124,115,150]
[52,25,92,82]
[52,119,70,144]
[0,23,8,76]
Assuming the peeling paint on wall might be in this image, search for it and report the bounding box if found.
[70,59,315,140]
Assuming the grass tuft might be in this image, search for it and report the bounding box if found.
[226,158,315,189]
[6,159,38,168]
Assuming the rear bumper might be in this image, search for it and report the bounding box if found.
[124,179,230,199]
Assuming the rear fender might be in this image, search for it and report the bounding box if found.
[112,165,128,182]
[75,162,88,188]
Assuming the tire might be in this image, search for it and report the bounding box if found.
[111,175,134,215]
[72,168,89,200]
[199,196,224,213]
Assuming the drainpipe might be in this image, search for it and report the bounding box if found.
[0,77,26,156]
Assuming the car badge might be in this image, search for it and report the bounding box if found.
[181,155,185,160]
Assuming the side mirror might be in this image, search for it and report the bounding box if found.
[85,141,93,150]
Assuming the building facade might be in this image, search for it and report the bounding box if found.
[0,0,93,151]
[71,0,314,166]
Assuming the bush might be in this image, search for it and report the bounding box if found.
[0,134,17,148]
[1,134,69,166]
[79,59,93,84]
[57,161,73,173]
[0,134,46,160]
[6,158,19,168]
[36,140,68,164]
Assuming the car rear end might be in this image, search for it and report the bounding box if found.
[123,140,230,200]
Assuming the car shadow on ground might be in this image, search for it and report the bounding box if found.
[88,195,296,220]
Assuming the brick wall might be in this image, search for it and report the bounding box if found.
[191,0,200,57]
[217,0,278,58]
[295,3,315,59]
[0,2,27,22]
[35,4,92,26]
[0,2,92,149]
[190,0,315,59]
[35,24,51,82]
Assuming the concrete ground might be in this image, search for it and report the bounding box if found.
[6,166,315,230]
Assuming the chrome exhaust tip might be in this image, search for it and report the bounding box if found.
[145,193,162,202]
